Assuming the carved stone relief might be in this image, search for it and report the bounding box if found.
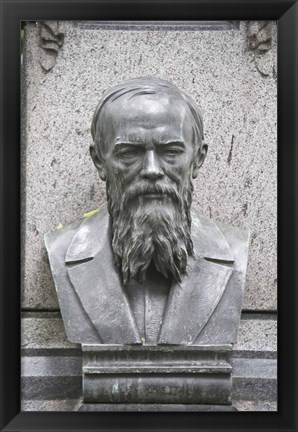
[38,21,64,72]
[247,21,273,77]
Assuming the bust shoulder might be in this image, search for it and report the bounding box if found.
[45,208,250,275]
[44,208,109,262]
[215,219,250,274]
[190,209,250,273]
[44,219,83,269]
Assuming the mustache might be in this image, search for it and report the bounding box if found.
[121,183,182,208]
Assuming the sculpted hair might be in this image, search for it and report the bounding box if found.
[107,177,194,285]
[91,76,204,153]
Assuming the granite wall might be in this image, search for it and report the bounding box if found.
[22,21,277,312]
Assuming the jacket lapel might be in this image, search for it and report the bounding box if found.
[65,209,141,345]
[65,208,234,346]
[158,211,234,345]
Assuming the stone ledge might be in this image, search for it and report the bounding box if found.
[21,399,81,411]
[234,400,277,411]
[22,356,81,376]
[79,404,237,412]
[21,398,277,412]
[21,376,82,401]
[21,354,277,408]
[230,358,277,379]
[21,314,277,355]
[21,355,277,401]
[21,314,277,410]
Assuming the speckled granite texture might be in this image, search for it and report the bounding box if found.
[21,21,277,310]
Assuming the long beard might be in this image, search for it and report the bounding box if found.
[107,180,194,285]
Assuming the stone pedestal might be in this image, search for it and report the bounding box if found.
[78,344,236,411]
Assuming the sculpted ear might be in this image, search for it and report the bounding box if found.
[192,141,208,179]
[90,144,107,181]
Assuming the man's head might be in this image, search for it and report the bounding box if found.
[90,77,208,284]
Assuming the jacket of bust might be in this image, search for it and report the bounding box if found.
[45,208,250,346]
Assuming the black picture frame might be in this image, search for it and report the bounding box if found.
[0,1,297,431]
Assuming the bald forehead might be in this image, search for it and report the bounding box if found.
[97,92,196,146]
[104,91,191,118]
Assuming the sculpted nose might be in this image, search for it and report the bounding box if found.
[140,150,164,180]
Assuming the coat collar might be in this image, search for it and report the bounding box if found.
[65,208,234,345]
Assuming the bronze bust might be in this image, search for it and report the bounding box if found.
[45,77,250,347]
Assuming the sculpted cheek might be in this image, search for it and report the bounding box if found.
[165,162,191,181]
[106,161,137,188]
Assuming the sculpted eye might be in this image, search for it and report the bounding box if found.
[116,146,143,159]
[161,147,184,157]
[167,149,182,154]
[120,150,138,158]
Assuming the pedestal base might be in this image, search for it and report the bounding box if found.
[81,344,234,408]
[78,403,238,412]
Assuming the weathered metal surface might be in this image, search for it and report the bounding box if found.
[44,77,250,407]
[82,345,232,405]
